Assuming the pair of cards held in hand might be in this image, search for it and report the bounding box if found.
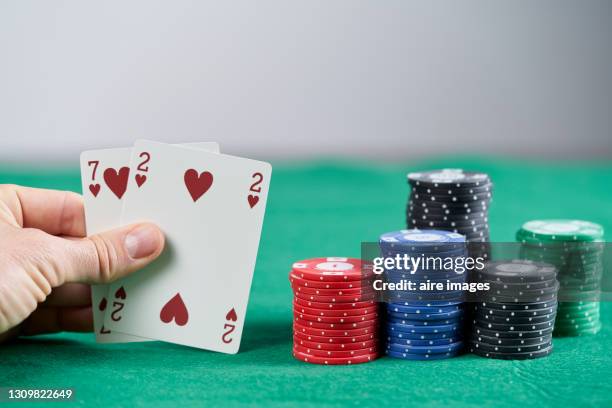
[80,140,271,353]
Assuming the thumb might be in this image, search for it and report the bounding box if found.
[60,223,165,284]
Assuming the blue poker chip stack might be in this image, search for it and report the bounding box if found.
[379,229,468,360]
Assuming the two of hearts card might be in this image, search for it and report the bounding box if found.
[80,140,271,353]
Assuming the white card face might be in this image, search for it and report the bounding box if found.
[79,142,220,343]
[104,140,272,353]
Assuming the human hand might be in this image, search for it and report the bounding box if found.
[0,184,164,342]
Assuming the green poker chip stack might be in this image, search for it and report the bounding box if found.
[516,220,605,337]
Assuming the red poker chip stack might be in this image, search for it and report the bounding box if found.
[289,257,380,365]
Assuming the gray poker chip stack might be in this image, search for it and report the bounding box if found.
[406,168,493,259]
[468,259,559,360]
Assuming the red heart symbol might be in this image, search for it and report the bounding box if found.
[160,293,189,326]
[247,194,259,208]
[115,286,127,300]
[89,183,101,197]
[135,174,147,187]
[184,169,213,202]
[98,297,107,311]
[103,167,130,199]
[226,308,238,322]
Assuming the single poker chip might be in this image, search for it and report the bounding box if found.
[472,319,554,332]
[383,337,460,346]
[558,285,600,295]
[470,339,552,354]
[407,204,489,216]
[554,315,600,328]
[555,317,602,328]
[479,293,558,305]
[385,349,462,360]
[386,291,466,303]
[558,301,600,309]
[476,300,558,311]
[289,272,373,290]
[294,322,378,337]
[293,337,379,351]
[386,316,463,327]
[293,330,376,344]
[294,317,378,330]
[386,295,466,306]
[475,260,557,283]
[291,284,373,296]
[293,345,378,358]
[555,290,600,302]
[486,278,559,292]
[293,302,378,317]
[470,345,553,360]
[387,322,460,334]
[408,219,489,230]
[406,219,489,232]
[519,251,603,265]
[474,312,556,325]
[379,229,466,251]
[381,245,468,258]
[556,309,600,321]
[472,333,552,347]
[409,220,489,233]
[293,297,377,310]
[293,349,378,365]
[407,217,489,229]
[386,341,464,355]
[388,300,463,308]
[386,303,463,315]
[407,169,491,188]
[408,199,490,210]
[518,220,604,242]
[408,207,489,219]
[387,332,463,342]
[471,305,557,318]
[479,288,559,303]
[294,311,378,324]
[554,322,602,336]
[554,316,602,328]
[386,309,463,321]
[293,291,377,303]
[410,184,493,196]
[291,257,373,282]
[410,191,492,204]
[472,326,554,339]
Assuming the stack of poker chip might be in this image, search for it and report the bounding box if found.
[379,230,468,360]
[517,220,605,336]
[289,257,380,365]
[406,169,492,259]
[469,260,558,360]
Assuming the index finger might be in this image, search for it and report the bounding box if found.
[0,184,86,237]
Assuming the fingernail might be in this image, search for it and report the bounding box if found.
[125,224,162,259]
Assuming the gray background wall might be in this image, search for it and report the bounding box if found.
[1,0,611,161]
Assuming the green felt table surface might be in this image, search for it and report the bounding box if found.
[1,157,611,408]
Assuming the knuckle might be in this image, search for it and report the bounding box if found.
[88,235,118,283]
[59,191,83,235]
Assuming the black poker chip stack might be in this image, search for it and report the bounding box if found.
[406,169,493,258]
[468,260,559,360]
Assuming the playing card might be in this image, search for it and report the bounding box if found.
[80,142,220,343]
[104,140,271,353]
